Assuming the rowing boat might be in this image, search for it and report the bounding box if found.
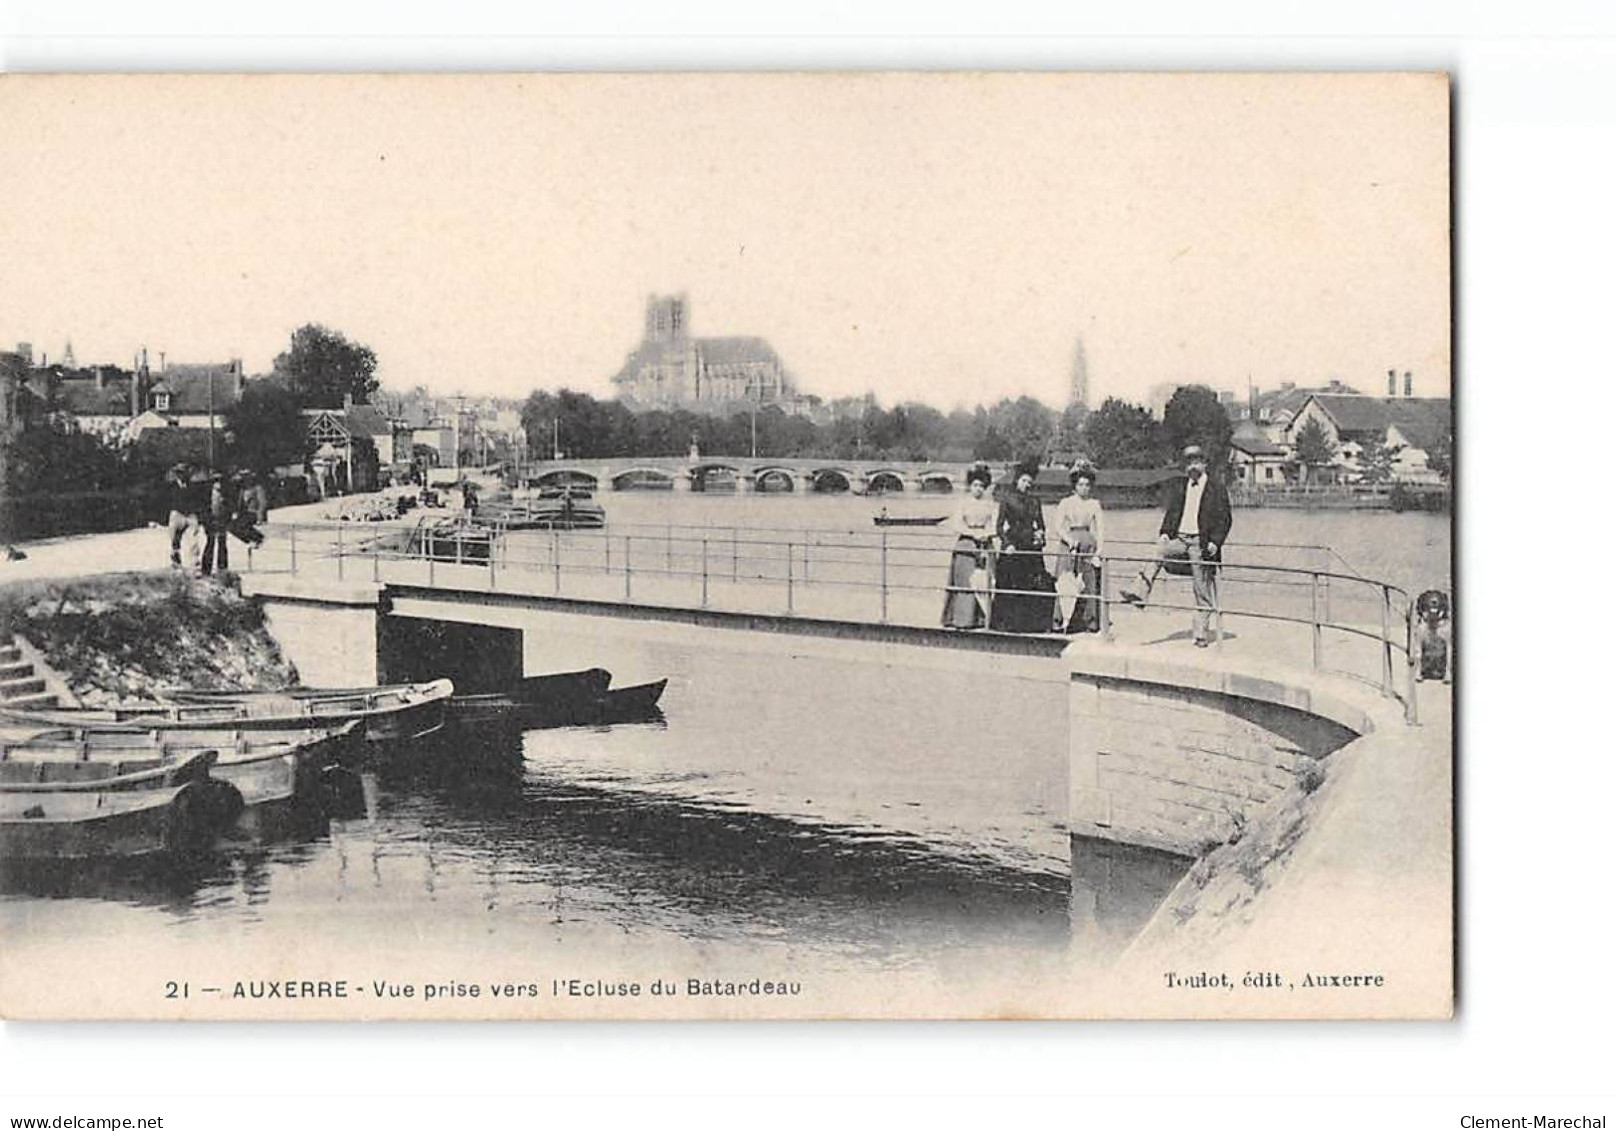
[0,749,241,862]
[7,679,457,744]
[449,670,666,728]
[0,722,363,835]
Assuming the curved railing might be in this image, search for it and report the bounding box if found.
[243,519,1422,723]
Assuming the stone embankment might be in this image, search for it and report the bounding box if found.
[1112,682,1452,1018]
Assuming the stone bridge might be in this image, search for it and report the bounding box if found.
[517,457,979,494]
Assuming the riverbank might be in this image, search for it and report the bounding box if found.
[0,571,297,704]
[1112,682,1452,1018]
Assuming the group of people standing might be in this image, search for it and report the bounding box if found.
[942,443,1232,647]
[163,463,269,576]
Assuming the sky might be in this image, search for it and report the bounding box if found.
[0,73,1450,409]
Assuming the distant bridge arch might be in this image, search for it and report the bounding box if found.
[917,470,955,494]
[865,469,908,494]
[689,462,742,492]
[750,466,799,493]
[808,467,855,494]
[528,468,599,492]
[611,466,677,491]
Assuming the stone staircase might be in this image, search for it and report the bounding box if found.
[0,636,79,710]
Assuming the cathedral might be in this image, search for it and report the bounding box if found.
[611,295,802,415]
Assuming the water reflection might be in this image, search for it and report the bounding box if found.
[4,713,1183,969]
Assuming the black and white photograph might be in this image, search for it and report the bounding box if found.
[0,72,1452,1020]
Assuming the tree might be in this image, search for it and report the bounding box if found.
[272,324,379,409]
[1081,397,1168,469]
[1356,435,1404,485]
[1426,433,1452,482]
[1162,384,1234,467]
[1292,417,1338,481]
[225,377,307,473]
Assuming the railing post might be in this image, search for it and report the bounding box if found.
[701,536,710,608]
[373,541,381,583]
[604,533,611,576]
[665,523,672,572]
[984,547,996,630]
[1380,584,1394,696]
[1212,552,1224,646]
[879,532,889,624]
[731,531,738,581]
[1405,602,1420,725]
[335,523,345,580]
[552,528,562,594]
[1310,571,1323,669]
[786,541,794,615]
[624,535,633,601]
[1099,553,1112,641]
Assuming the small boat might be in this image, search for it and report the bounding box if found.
[873,514,948,527]
[450,669,665,729]
[0,722,362,835]
[1,679,454,744]
[0,749,241,862]
[387,515,498,564]
[487,489,607,531]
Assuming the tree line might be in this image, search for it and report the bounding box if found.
[520,383,1238,469]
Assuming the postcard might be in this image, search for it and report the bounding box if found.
[0,72,1451,1019]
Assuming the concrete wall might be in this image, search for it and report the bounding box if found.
[1069,671,1361,858]
[240,577,383,688]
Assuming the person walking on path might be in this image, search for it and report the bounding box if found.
[1120,444,1232,647]
[942,463,997,629]
[164,463,203,569]
[201,472,235,576]
[1053,463,1105,633]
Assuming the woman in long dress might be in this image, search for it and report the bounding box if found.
[990,458,1052,633]
[942,464,996,629]
[1054,464,1105,633]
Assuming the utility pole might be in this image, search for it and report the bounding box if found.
[206,368,216,469]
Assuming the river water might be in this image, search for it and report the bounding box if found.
[1,497,1449,979]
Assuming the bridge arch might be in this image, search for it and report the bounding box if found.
[865,469,908,495]
[750,466,799,493]
[611,466,677,491]
[528,468,599,492]
[918,470,955,494]
[808,467,855,494]
[689,462,742,492]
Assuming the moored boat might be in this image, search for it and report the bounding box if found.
[7,679,457,744]
[487,489,606,531]
[872,514,947,527]
[0,722,363,836]
[449,669,666,729]
[0,749,241,862]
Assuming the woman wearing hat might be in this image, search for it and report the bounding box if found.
[990,457,1054,633]
[942,463,997,629]
[1054,464,1105,633]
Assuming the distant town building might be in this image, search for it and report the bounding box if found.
[1069,338,1090,410]
[1284,392,1450,483]
[611,294,809,416]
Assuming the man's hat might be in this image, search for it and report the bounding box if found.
[1181,444,1207,463]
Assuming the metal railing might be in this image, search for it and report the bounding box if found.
[245,519,1421,723]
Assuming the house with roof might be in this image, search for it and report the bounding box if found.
[1284,393,1451,484]
[1229,420,1292,486]
[304,398,408,491]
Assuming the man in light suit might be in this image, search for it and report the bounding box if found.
[1120,444,1233,646]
